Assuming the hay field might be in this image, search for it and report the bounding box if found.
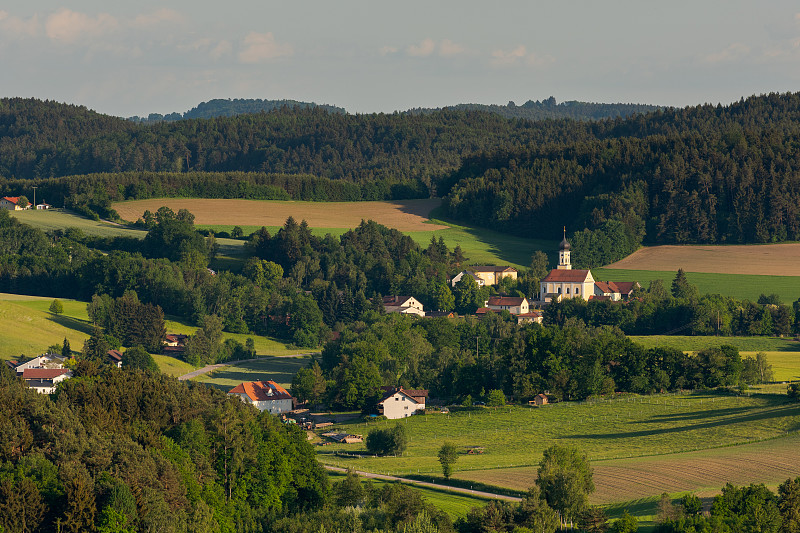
[455,433,800,504]
[606,243,800,276]
[9,209,148,239]
[113,198,448,232]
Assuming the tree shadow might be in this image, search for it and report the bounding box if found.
[568,404,800,440]
[46,313,94,335]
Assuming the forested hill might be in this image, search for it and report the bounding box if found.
[128,97,347,123]
[408,96,661,121]
[0,97,589,185]
[442,92,800,266]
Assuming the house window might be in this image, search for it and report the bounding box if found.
[395,397,399,401]
[557,287,561,294]
[566,288,570,294]
[576,287,580,294]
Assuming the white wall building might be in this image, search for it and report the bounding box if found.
[377,387,427,419]
[228,380,294,415]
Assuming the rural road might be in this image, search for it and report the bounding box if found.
[323,465,522,502]
[177,353,313,381]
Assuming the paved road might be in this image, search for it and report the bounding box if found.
[177,353,313,381]
[324,465,522,502]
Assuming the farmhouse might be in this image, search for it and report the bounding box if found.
[228,380,295,414]
[35,201,52,210]
[163,333,188,355]
[378,386,428,419]
[450,270,485,288]
[107,349,123,368]
[22,368,73,394]
[14,353,68,374]
[592,280,641,301]
[486,296,530,315]
[453,266,517,287]
[516,310,544,324]
[0,197,24,210]
[382,295,425,317]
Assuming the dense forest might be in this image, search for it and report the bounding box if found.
[7,93,800,263]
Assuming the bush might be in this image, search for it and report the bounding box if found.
[365,425,407,456]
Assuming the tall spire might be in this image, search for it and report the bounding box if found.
[557,228,571,269]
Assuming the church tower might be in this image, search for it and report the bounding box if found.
[557,227,571,270]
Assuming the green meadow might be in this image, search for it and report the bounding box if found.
[594,267,800,303]
[316,391,800,479]
[191,355,312,390]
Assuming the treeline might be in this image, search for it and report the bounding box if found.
[546,272,800,337]
[0,171,428,220]
[409,96,661,121]
[128,98,347,123]
[442,92,800,263]
[0,365,328,533]
[313,312,769,410]
[655,480,800,533]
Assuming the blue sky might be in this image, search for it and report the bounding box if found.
[2,1,800,117]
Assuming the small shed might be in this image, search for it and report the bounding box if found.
[530,393,549,407]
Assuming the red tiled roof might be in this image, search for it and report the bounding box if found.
[229,380,293,402]
[378,387,426,404]
[475,307,493,315]
[383,295,415,306]
[516,311,543,317]
[589,295,611,301]
[542,269,592,283]
[487,296,526,306]
[107,349,123,361]
[23,368,70,379]
[3,197,19,203]
[469,266,517,273]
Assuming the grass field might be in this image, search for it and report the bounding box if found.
[317,391,800,504]
[191,355,312,390]
[594,268,800,303]
[0,294,92,358]
[628,335,800,353]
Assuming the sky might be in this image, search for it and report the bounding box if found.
[2,1,800,117]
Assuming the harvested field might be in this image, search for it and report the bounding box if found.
[606,243,800,276]
[113,198,448,232]
[454,433,800,504]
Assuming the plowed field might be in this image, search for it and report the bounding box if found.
[606,243,800,276]
[113,198,447,232]
[454,433,800,503]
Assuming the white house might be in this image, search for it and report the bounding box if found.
[382,295,425,317]
[450,270,485,288]
[486,296,530,315]
[14,354,68,375]
[228,380,294,415]
[0,197,23,210]
[377,387,428,419]
[22,368,72,394]
[516,310,544,324]
[35,202,52,210]
[593,281,641,301]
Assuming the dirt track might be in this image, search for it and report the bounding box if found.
[113,198,447,232]
[605,243,800,276]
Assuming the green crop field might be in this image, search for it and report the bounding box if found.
[0,294,92,358]
[316,391,800,504]
[9,208,148,239]
[594,268,800,303]
[191,355,312,390]
[629,335,800,353]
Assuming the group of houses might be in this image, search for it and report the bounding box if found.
[0,196,52,210]
[384,233,640,323]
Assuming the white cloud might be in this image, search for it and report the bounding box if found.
[45,8,119,44]
[439,39,465,57]
[704,43,751,64]
[211,40,232,60]
[407,38,435,57]
[0,11,40,38]
[131,8,184,29]
[238,32,293,63]
[491,45,553,67]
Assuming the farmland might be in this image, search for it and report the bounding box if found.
[316,391,800,504]
[606,243,800,277]
[594,267,800,303]
[191,355,312,390]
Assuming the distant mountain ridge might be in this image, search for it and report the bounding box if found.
[408,96,662,121]
[128,98,347,123]
[128,96,661,123]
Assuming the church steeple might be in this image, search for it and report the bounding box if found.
[557,227,571,270]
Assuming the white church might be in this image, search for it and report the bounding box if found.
[539,232,638,303]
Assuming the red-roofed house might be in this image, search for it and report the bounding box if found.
[378,387,427,419]
[22,368,72,394]
[454,266,517,286]
[593,281,640,301]
[107,349,123,368]
[540,233,595,302]
[0,197,24,210]
[486,296,530,315]
[516,310,544,324]
[228,381,295,414]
